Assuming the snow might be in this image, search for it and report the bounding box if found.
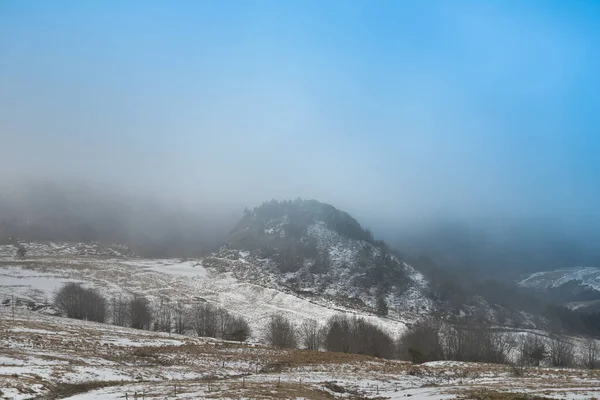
[421,360,470,368]
[0,266,82,302]
[2,242,600,399]
[129,259,209,278]
[10,327,68,335]
[0,242,415,341]
[519,267,600,292]
[2,306,600,400]
[59,390,117,400]
[0,356,25,365]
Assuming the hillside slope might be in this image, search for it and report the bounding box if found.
[0,242,411,339]
[519,267,600,311]
[0,200,552,334]
[519,267,600,294]
[211,199,432,316]
[2,307,600,400]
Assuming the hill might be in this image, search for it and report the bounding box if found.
[217,199,431,315]
[0,241,408,340]
[0,199,568,332]
[519,267,600,312]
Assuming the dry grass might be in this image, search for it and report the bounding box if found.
[459,389,553,400]
[202,382,338,400]
[32,381,123,399]
[3,309,600,400]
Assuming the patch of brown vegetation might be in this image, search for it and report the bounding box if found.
[35,381,123,399]
[459,389,553,400]
[203,382,339,400]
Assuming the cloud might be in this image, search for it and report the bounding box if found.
[1,0,599,230]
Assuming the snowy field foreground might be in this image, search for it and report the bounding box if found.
[1,308,600,400]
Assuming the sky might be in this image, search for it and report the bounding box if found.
[1,0,599,228]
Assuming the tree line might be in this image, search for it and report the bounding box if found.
[52,283,599,370]
[53,283,251,341]
[398,317,600,370]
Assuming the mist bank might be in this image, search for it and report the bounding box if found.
[1,179,599,279]
[0,180,239,258]
[386,218,600,280]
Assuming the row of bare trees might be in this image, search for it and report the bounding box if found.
[398,317,600,369]
[110,294,154,329]
[55,285,156,330]
[53,284,600,368]
[397,318,509,364]
[54,284,251,341]
[190,302,251,341]
[264,314,600,369]
[517,333,599,369]
[54,283,107,322]
[264,314,396,359]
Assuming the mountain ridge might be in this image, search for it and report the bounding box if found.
[519,267,600,309]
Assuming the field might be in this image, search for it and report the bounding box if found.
[2,307,600,400]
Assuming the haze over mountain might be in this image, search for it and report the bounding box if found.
[4,3,600,399]
[2,1,600,277]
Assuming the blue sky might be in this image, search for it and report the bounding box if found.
[1,1,599,226]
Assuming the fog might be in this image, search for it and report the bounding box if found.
[1,2,599,271]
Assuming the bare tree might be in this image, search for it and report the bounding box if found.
[216,307,233,338]
[350,317,395,359]
[442,319,509,364]
[191,302,219,338]
[153,298,172,333]
[323,315,395,359]
[85,289,107,323]
[173,301,189,335]
[397,319,443,363]
[189,302,250,341]
[324,315,351,353]
[54,283,107,322]
[549,335,574,367]
[299,319,323,350]
[519,334,546,367]
[581,338,599,370]
[111,294,129,327]
[55,283,82,319]
[223,316,251,342]
[265,314,297,348]
[129,295,152,330]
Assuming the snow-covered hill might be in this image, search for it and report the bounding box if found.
[519,267,600,293]
[220,199,432,316]
[0,241,136,258]
[0,242,412,340]
[0,200,549,338]
[518,267,600,309]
